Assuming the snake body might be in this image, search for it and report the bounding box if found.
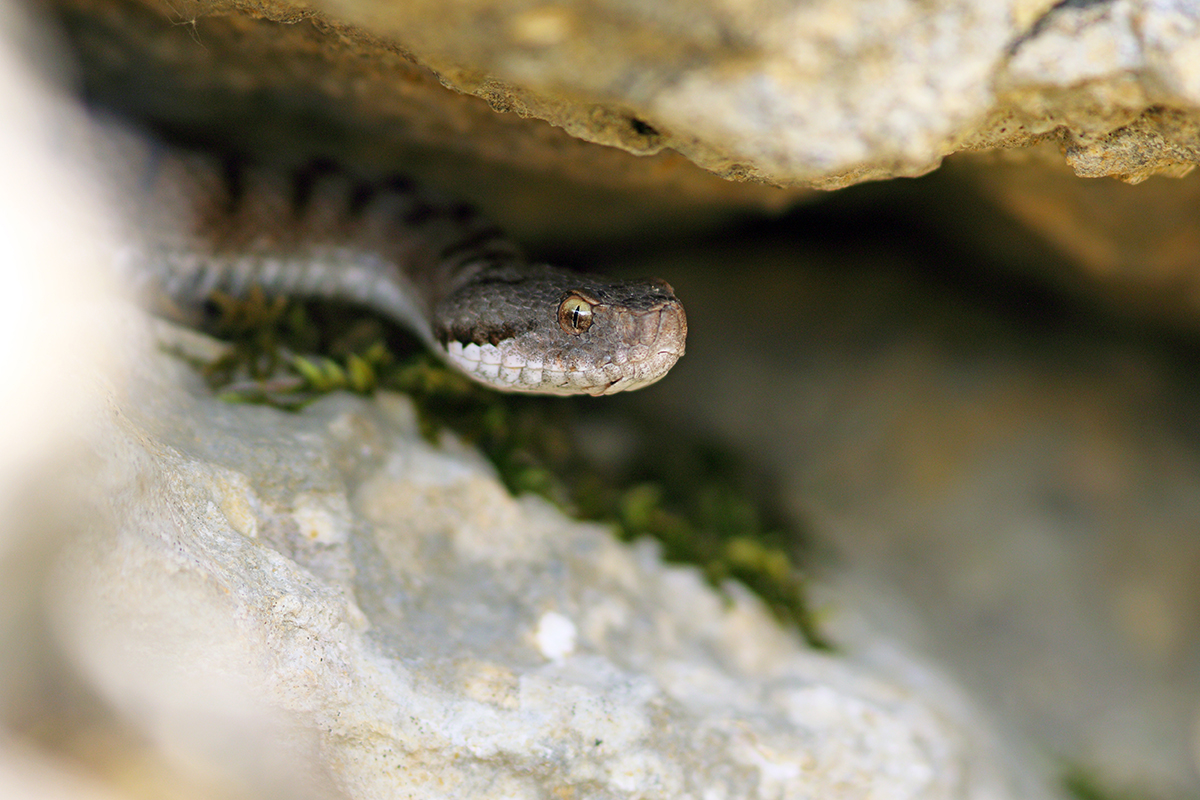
[113,133,686,395]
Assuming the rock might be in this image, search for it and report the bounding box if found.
[43,307,1055,800]
[39,0,1200,331]
[43,0,1200,188]
[0,0,124,747]
[0,33,1052,790]
[37,0,1200,331]
[994,0,1200,183]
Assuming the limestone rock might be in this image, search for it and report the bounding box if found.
[45,309,1051,800]
[44,0,1200,188]
[993,0,1200,183]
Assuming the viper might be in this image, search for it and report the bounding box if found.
[111,130,687,396]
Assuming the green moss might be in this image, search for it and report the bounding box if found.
[1062,765,1162,800]
[193,294,830,650]
[197,290,394,408]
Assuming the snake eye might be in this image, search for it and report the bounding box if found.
[557,293,594,334]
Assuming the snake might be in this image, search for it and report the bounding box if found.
[111,131,686,396]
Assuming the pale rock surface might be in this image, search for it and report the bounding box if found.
[994,0,1200,182]
[333,0,1200,185]
[47,309,1053,800]
[47,0,1200,187]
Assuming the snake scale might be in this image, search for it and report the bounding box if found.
[110,129,687,396]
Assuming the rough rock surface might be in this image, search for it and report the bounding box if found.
[44,314,1049,800]
[46,0,802,246]
[45,0,1200,188]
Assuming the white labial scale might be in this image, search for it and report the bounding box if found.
[476,344,502,380]
[446,342,519,382]
[443,339,608,393]
[517,356,543,388]
[480,345,502,366]
[447,342,502,381]
[497,345,529,386]
[444,343,570,391]
[445,342,469,377]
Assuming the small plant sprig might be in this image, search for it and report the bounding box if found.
[197,290,394,408]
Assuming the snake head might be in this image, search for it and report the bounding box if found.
[433,267,686,395]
